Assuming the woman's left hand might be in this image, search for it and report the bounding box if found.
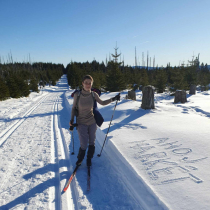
[112,93,120,101]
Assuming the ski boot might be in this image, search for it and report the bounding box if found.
[76,147,86,166]
[86,145,95,166]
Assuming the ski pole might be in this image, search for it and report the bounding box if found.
[69,123,78,155]
[97,99,119,157]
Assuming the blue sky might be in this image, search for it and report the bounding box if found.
[0,0,210,67]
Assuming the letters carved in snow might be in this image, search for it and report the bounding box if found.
[130,138,207,185]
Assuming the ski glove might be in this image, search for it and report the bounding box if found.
[112,93,120,101]
[69,122,78,131]
[69,120,74,131]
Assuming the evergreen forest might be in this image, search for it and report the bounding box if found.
[66,59,210,93]
[0,62,64,100]
[1,54,210,101]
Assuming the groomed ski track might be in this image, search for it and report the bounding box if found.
[0,75,168,210]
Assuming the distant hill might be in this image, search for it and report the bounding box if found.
[132,65,210,70]
[132,66,156,70]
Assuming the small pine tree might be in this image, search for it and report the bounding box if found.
[198,69,209,89]
[105,45,126,92]
[67,62,83,89]
[154,68,167,93]
[170,66,188,91]
[140,69,149,87]
[0,77,10,100]
[6,76,21,98]
[184,66,197,87]
[131,68,141,86]
[16,77,30,97]
[106,61,126,92]
[52,79,56,86]
[30,78,39,92]
[91,72,101,89]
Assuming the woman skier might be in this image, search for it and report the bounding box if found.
[70,75,120,166]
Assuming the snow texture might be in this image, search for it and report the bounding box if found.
[0,75,210,210]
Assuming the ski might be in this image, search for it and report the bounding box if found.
[63,165,79,192]
[87,166,90,191]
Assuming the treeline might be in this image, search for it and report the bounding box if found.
[66,60,210,93]
[0,62,64,100]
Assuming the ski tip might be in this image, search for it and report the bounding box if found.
[63,187,67,192]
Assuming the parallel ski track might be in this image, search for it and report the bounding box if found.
[51,93,77,210]
[51,94,62,210]
[0,92,54,207]
[0,93,49,147]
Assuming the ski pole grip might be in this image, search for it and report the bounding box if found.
[73,123,78,127]
[69,123,78,131]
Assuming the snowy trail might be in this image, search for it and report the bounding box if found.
[0,91,49,140]
[51,94,62,210]
[0,75,171,209]
[0,92,55,209]
[50,92,76,210]
[0,93,49,147]
[0,80,75,210]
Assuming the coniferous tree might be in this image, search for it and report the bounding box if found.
[184,65,197,87]
[154,68,167,93]
[170,66,188,91]
[198,63,210,90]
[0,76,10,100]
[30,78,39,92]
[16,77,30,97]
[51,79,56,86]
[106,61,126,92]
[131,68,141,85]
[105,45,126,92]
[67,62,83,89]
[140,69,149,87]
[91,72,101,89]
[6,76,21,98]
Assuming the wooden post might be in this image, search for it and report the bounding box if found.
[133,84,139,91]
[128,90,136,100]
[189,85,196,95]
[141,85,155,109]
[174,90,187,103]
[201,86,206,91]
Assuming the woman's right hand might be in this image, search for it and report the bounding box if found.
[69,120,74,131]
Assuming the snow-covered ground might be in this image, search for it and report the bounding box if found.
[0,75,210,210]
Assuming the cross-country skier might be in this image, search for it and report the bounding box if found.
[69,75,120,167]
